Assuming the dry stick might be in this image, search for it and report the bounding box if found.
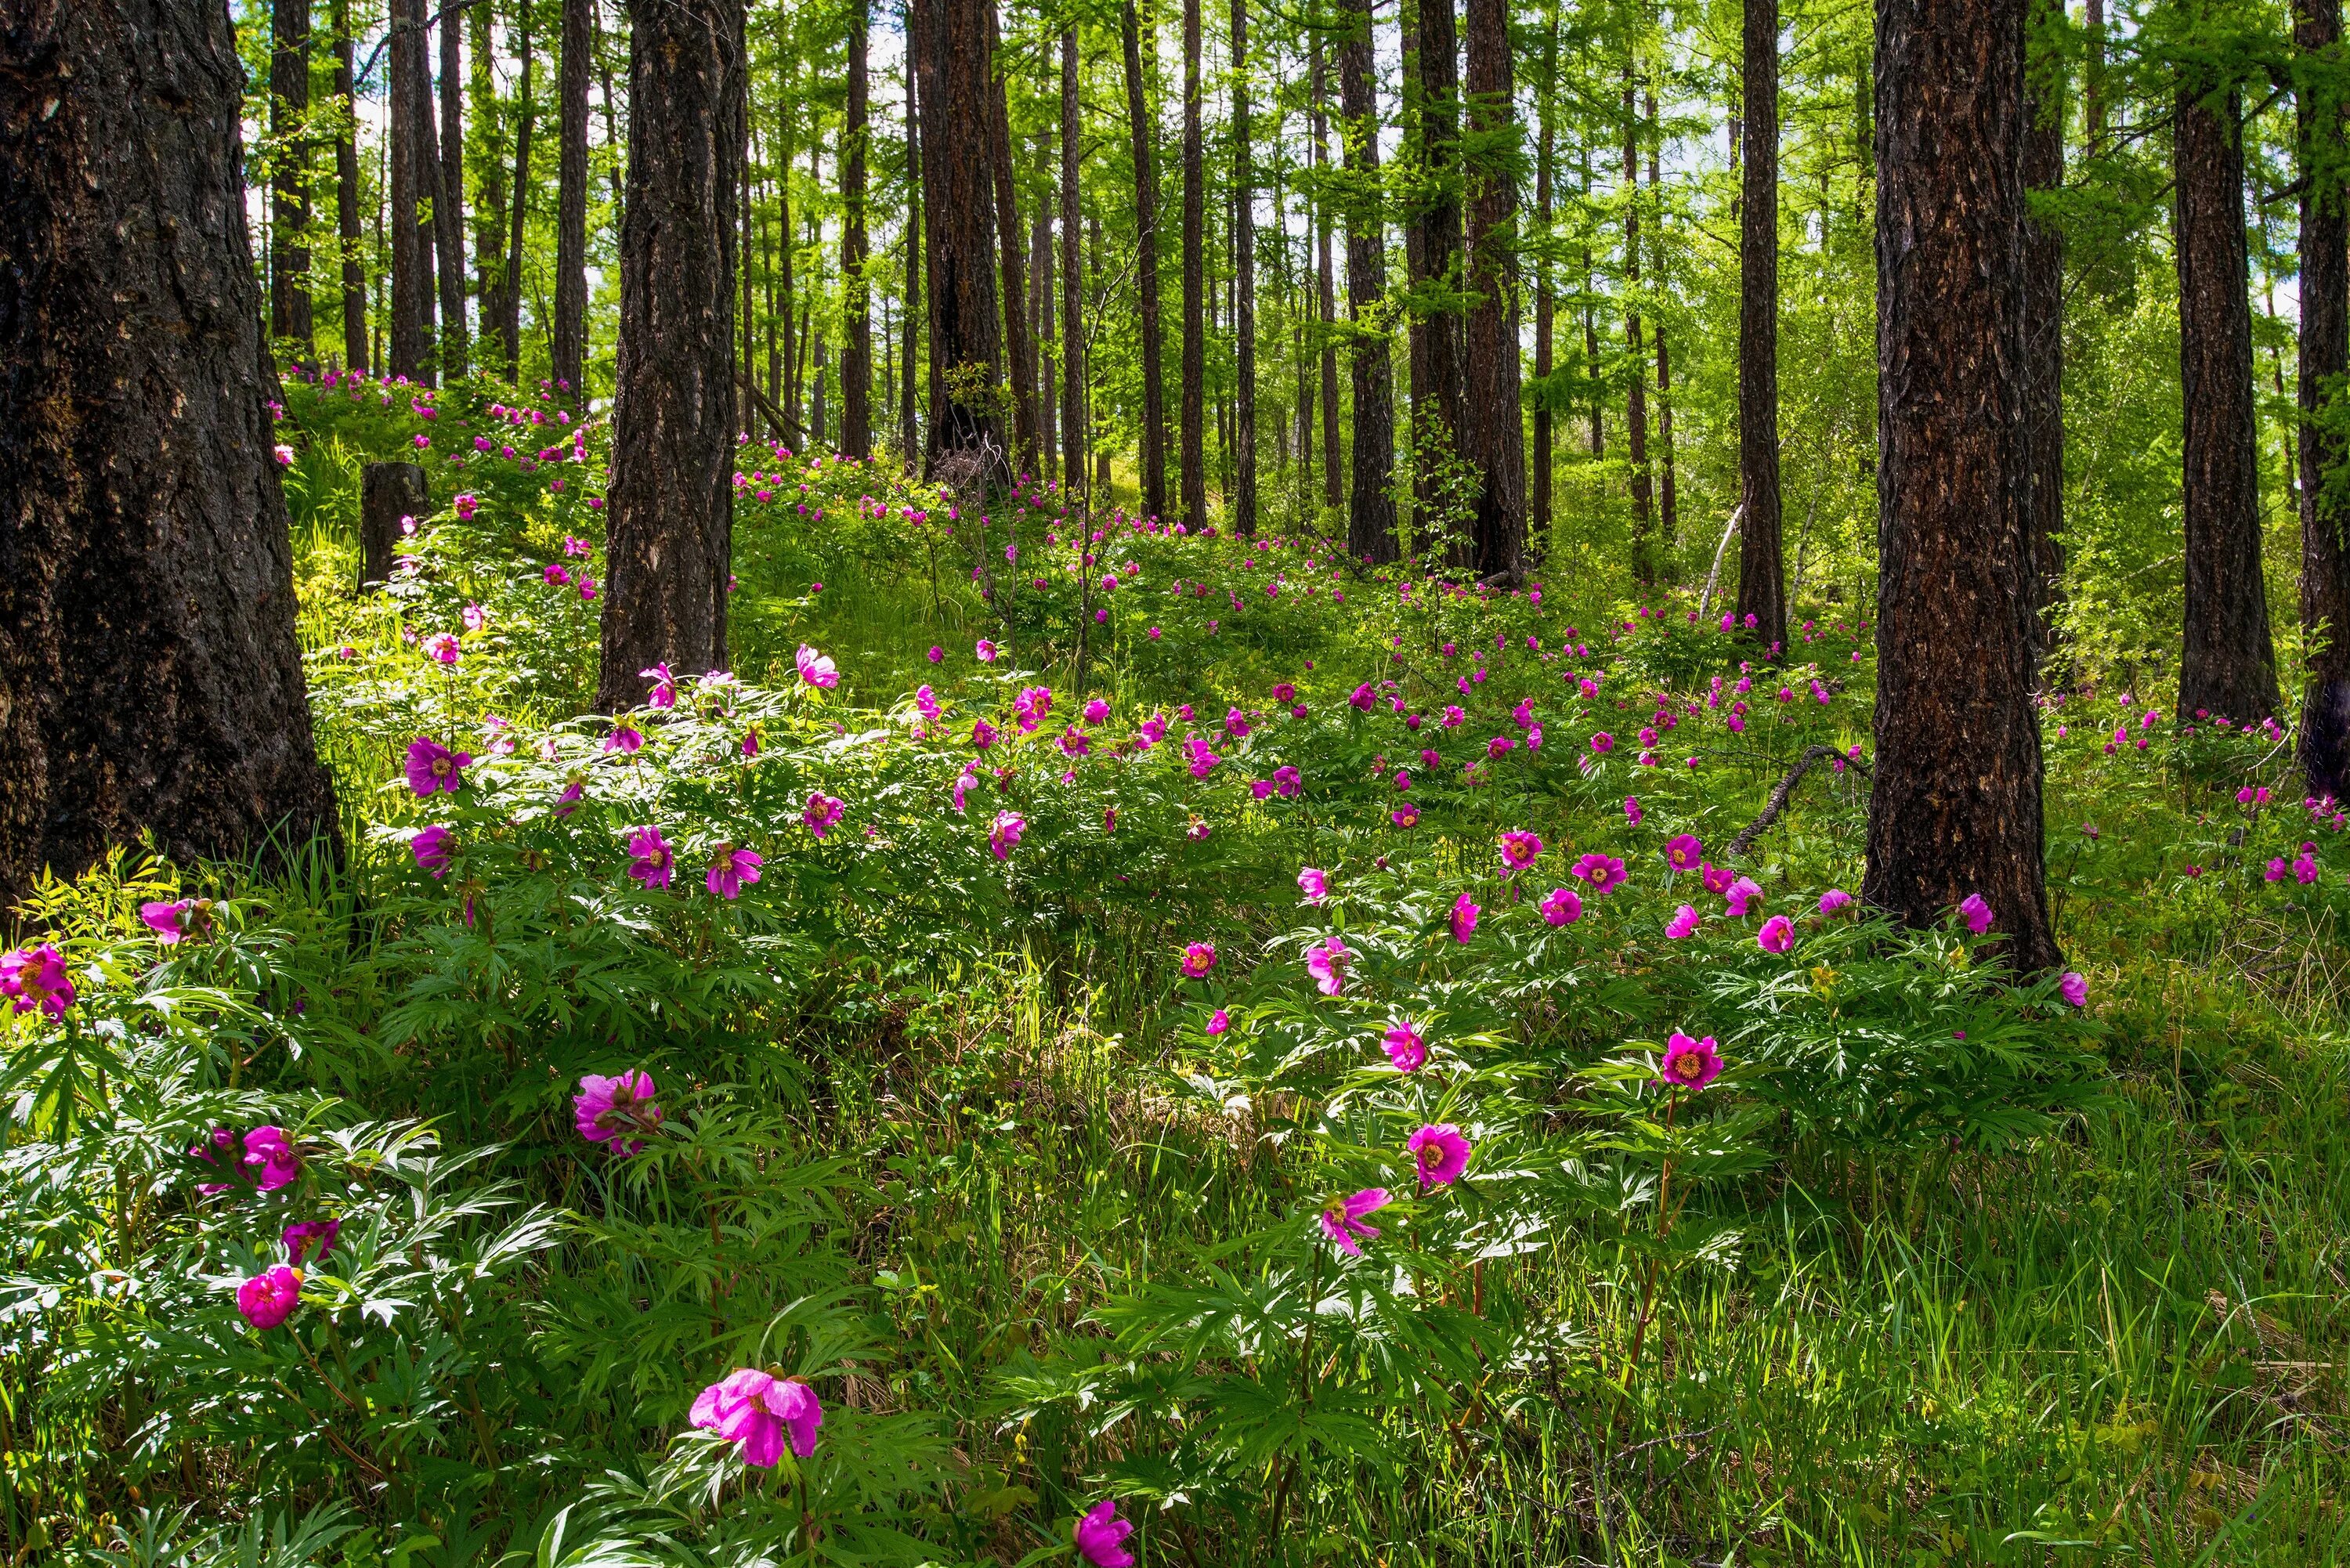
[1694,502,1744,625]
[1723,743,1871,862]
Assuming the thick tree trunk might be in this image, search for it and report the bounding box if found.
[2175,80,2281,722]
[842,2,873,461]
[437,5,467,378]
[914,0,1006,464]
[1034,194,1055,468]
[504,3,535,378]
[1461,0,1524,580]
[1122,0,1167,518]
[1338,0,1397,562]
[1231,0,1257,537]
[1734,0,1784,650]
[1061,27,1085,496]
[597,0,743,710]
[1647,89,1676,554]
[2298,0,2350,796]
[0,0,340,900]
[472,0,506,356]
[553,0,592,399]
[2084,0,2106,153]
[1407,0,1467,560]
[1531,9,1556,554]
[389,0,434,381]
[334,0,367,373]
[1864,0,2059,974]
[1179,0,1207,525]
[902,60,922,463]
[270,0,312,348]
[1622,75,1651,583]
[2021,0,2065,666]
[360,461,427,587]
[984,5,1038,471]
[1313,37,1342,512]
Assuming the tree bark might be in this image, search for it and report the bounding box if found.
[1122,0,1167,518]
[1338,0,1397,562]
[2021,0,2065,666]
[389,0,434,381]
[1407,0,1467,560]
[334,0,367,372]
[1647,89,1676,554]
[472,0,505,359]
[1061,26,1085,497]
[504,0,535,378]
[0,0,339,900]
[2298,0,2350,796]
[1531,6,1556,554]
[842,0,873,461]
[915,0,1006,464]
[1313,35,1341,512]
[984,4,1039,472]
[437,2,468,378]
[1179,0,1207,525]
[361,461,428,586]
[1462,0,1524,580]
[1231,0,1257,537]
[902,56,922,463]
[1622,73,1651,583]
[2084,0,2106,153]
[1735,0,1785,650]
[553,0,592,399]
[2175,76,2281,722]
[270,0,313,348]
[1864,0,2059,974]
[1033,189,1055,468]
[598,0,743,710]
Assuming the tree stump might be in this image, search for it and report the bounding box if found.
[360,462,428,588]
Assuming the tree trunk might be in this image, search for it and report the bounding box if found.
[915,0,1007,464]
[504,2,535,378]
[1646,89,1676,555]
[270,0,312,348]
[553,0,592,399]
[1582,144,1600,456]
[1122,0,1167,518]
[1313,35,1341,512]
[2298,0,2350,796]
[1231,0,1258,537]
[2021,0,2065,666]
[437,4,467,378]
[472,0,506,357]
[1622,74,1651,583]
[334,0,367,373]
[842,2,873,461]
[1735,0,1785,650]
[2175,77,2281,722]
[1531,6,1556,555]
[389,0,434,381]
[1864,0,2059,974]
[1461,0,1524,580]
[361,461,428,587]
[0,0,339,900]
[902,58,922,463]
[1061,26,1085,496]
[598,0,743,710]
[1338,0,1397,562]
[1408,0,1467,560]
[985,4,1039,472]
[2084,0,2106,153]
[1177,0,1208,525]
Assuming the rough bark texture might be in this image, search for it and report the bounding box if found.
[901,63,921,462]
[1338,0,1397,563]
[1734,0,1784,651]
[1061,27,1085,496]
[270,0,312,347]
[1864,0,2060,974]
[1408,0,1466,559]
[914,0,1005,464]
[2299,0,2350,797]
[389,0,433,381]
[842,1,873,461]
[436,4,467,377]
[1622,76,1652,583]
[1122,0,1166,518]
[334,0,366,372]
[597,0,743,712]
[2175,80,2281,723]
[1230,0,1257,537]
[361,461,428,587]
[1179,0,1207,525]
[984,5,1038,471]
[553,0,592,399]
[1647,89,1676,552]
[2021,0,2064,666]
[0,0,340,900]
[1313,38,1342,512]
[1462,0,1525,580]
[503,2,535,378]
[1531,11,1555,554]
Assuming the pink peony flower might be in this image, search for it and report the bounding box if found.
[1180,942,1217,979]
[1074,1498,1136,1568]
[1724,876,1762,918]
[795,645,840,688]
[1450,893,1480,944]
[989,810,1027,859]
[1589,732,1614,754]
[641,663,678,708]
[1664,833,1702,871]
[1665,904,1700,940]
[802,794,846,840]
[231,1125,298,1191]
[1305,936,1352,996]
[141,898,208,944]
[1758,914,1795,954]
[1659,1031,1723,1092]
[410,825,454,876]
[1958,893,1994,934]
[1541,886,1583,925]
[1205,1007,1230,1035]
[237,1265,302,1329]
[1298,866,1330,905]
[404,736,471,797]
[707,846,763,899]
[1572,854,1628,894]
[689,1368,823,1466]
[628,826,676,888]
[1319,1187,1391,1255]
[1499,830,1544,874]
[573,1070,662,1154]
[1383,1021,1427,1071]
[1392,804,1421,829]
[1623,796,1644,826]
[975,638,999,662]
[606,726,644,755]
[1701,862,1735,895]
[1819,888,1854,915]
[283,1219,340,1266]
[1408,1123,1471,1189]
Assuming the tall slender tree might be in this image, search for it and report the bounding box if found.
[2298,0,2350,795]
[1313,34,1342,512]
[389,0,435,381]
[1622,72,1652,582]
[1180,0,1207,523]
[270,0,313,348]
[985,5,1039,469]
[1061,25,1085,497]
[598,0,745,710]
[0,0,340,898]
[916,0,1006,461]
[504,2,537,378]
[2175,64,2280,721]
[1338,0,1397,562]
[553,0,592,399]
[1123,0,1168,517]
[1461,0,1524,580]
[437,4,468,376]
[1531,5,1557,552]
[1407,0,1467,558]
[902,57,923,462]
[1735,0,1785,649]
[1646,88,1676,552]
[1230,0,1258,536]
[334,0,367,372]
[472,0,507,352]
[1865,0,2059,974]
[842,0,873,461]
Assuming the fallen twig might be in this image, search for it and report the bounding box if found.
[1725,745,1871,862]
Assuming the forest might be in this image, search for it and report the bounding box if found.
[1,0,2347,1562]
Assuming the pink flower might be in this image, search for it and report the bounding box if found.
[1450,892,1480,944]
[1319,1187,1391,1255]
[2059,970,2088,1007]
[1392,804,1421,829]
[740,728,761,757]
[1408,1124,1471,1189]
[242,1125,299,1190]
[1659,1031,1723,1092]
[1958,893,1994,934]
[689,1368,823,1466]
[627,826,676,888]
[641,663,678,708]
[1758,914,1795,954]
[1180,941,1217,979]
[1818,888,1854,915]
[1724,876,1762,918]
[422,631,461,665]
[1298,866,1330,905]
[1305,936,1351,996]
[1074,1498,1136,1568]
[141,898,206,944]
[1541,886,1583,925]
[573,1070,663,1154]
[404,736,471,797]
[802,794,846,840]
[283,1219,340,1266]
[1665,904,1700,940]
[1383,1021,1427,1071]
[1589,732,1614,754]
[606,726,644,755]
[989,810,1027,859]
[1084,697,1112,724]
[1623,796,1643,826]
[706,846,763,899]
[1499,830,1544,874]
[237,1265,302,1330]
[975,638,999,662]
[1664,833,1702,871]
[795,645,840,688]
[1205,1007,1231,1035]
[1572,854,1628,894]
[410,825,454,876]
[1701,862,1735,895]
